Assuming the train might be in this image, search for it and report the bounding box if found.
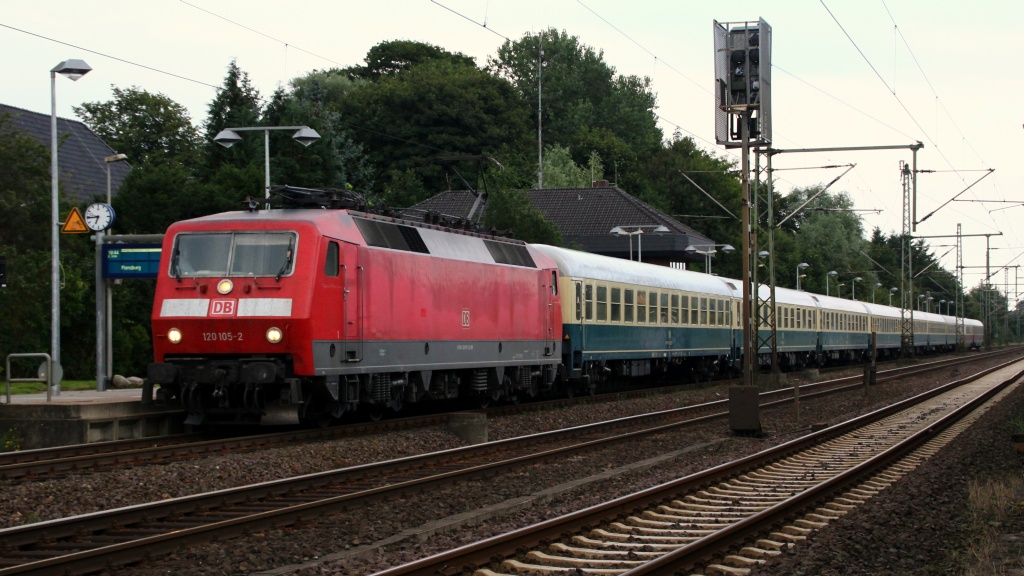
[146,187,984,426]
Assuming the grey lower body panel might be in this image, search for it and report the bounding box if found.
[311,339,561,376]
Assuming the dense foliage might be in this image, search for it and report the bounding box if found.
[0,31,999,381]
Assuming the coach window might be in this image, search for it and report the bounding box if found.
[649,292,659,324]
[716,299,725,326]
[671,294,680,324]
[681,295,689,325]
[660,293,669,323]
[637,291,647,323]
[708,298,717,326]
[691,298,700,325]
[584,284,594,321]
[700,297,708,325]
[324,241,339,277]
[611,287,622,322]
[625,289,634,323]
[597,285,608,322]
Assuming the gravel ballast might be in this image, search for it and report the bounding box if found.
[1,354,1021,575]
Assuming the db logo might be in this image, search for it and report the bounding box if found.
[211,299,237,316]
[461,309,471,328]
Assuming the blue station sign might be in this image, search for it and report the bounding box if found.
[103,244,162,279]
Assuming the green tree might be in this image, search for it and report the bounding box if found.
[541,145,604,189]
[202,60,263,177]
[488,29,662,191]
[74,86,202,167]
[481,169,562,245]
[339,54,531,204]
[346,40,476,80]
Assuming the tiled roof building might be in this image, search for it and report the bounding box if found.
[404,181,719,266]
[0,103,131,205]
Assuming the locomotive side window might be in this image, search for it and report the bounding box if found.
[611,287,621,322]
[325,241,339,277]
[172,232,296,278]
[625,289,635,323]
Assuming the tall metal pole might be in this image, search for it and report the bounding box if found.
[50,69,61,384]
[741,113,755,388]
[537,35,543,190]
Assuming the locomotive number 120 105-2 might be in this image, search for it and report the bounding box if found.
[203,332,243,342]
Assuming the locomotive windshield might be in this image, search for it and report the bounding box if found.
[170,232,297,278]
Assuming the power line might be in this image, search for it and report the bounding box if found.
[179,0,346,67]
[0,22,221,90]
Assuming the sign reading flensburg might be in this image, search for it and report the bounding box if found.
[103,244,162,279]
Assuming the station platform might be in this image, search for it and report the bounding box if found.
[0,387,185,450]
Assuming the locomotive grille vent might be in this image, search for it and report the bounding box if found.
[484,240,537,268]
[354,218,430,254]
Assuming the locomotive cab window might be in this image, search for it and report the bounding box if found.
[324,241,339,277]
[171,231,297,278]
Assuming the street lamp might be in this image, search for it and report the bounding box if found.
[606,225,671,261]
[889,287,898,306]
[918,294,926,310]
[214,125,321,198]
[851,276,862,300]
[939,299,946,315]
[837,282,845,298]
[826,271,838,296]
[796,262,809,290]
[684,243,735,274]
[51,58,92,393]
[873,282,882,303]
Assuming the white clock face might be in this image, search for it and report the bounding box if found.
[84,203,115,231]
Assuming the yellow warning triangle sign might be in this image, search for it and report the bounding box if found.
[61,207,89,234]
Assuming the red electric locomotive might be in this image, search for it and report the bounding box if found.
[148,188,562,425]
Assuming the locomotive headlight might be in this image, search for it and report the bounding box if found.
[217,279,234,294]
[266,327,283,344]
[167,328,183,344]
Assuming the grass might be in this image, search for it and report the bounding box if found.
[3,380,98,395]
[961,475,1024,576]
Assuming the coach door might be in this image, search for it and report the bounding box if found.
[340,242,363,362]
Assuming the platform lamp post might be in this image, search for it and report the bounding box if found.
[796,262,809,290]
[826,271,838,296]
[213,126,321,199]
[684,243,735,274]
[51,58,92,395]
[96,153,128,391]
[872,282,882,303]
[851,276,862,300]
[918,294,926,310]
[610,225,670,263]
[889,287,898,306]
[939,299,946,315]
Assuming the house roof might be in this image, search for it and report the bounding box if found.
[403,184,719,263]
[0,103,131,205]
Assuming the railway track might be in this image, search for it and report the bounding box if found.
[371,358,1024,576]
[0,349,1008,482]
[0,351,1015,575]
